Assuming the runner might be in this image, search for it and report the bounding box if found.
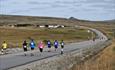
[93,38,95,41]
[54,40,58,51]
[60,40,64,54]
[1,41,8,54]
[47,40,51,52]
[29,39,36,56]
[38,41,44,53]
[22,40,28,56]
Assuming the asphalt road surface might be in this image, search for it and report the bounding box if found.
[0,28,108,70]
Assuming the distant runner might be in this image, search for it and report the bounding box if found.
[47,40,51,52]
[54,40,58,51]
[38,41,44,53]
[60,40,64,54]
[22,40,28,56]
[93,37,95,41]
[1,41,8,54]
[29,39,36,56]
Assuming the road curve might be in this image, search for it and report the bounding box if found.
[0,26,108,70]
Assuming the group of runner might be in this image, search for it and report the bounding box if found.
[47,40,64,54]
[22,39,65,56]
[1,39,65,55]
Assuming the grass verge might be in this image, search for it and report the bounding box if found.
[0,27,91,48]
[72,40,115,70]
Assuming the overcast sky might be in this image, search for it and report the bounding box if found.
[0,0,115,21]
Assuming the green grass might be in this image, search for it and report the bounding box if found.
[0,27,91,48]
[1,15,114,49]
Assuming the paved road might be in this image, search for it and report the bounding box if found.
[0,28,108,70]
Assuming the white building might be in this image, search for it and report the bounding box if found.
[39,25,45,28]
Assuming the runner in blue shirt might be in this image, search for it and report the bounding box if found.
[47,40,51,52]
[54,40,58,51]
[29,39,36,56]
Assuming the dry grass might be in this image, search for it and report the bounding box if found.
[0,27,90,48]
[76,23,115,39]
[70,20,115,70]
[72,40,115,70]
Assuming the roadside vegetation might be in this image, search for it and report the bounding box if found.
[72,40,115,70]
[0,27,91,49]
[71,20,115,70]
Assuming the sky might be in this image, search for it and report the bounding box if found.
[0,0,115,21]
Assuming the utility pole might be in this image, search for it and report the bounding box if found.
[87,30,91,40]
[87,30,94,40]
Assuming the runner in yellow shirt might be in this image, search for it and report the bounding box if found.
[1,41,8,54]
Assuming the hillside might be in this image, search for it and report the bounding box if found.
[0,15,115,26]
[0,15,115,38]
